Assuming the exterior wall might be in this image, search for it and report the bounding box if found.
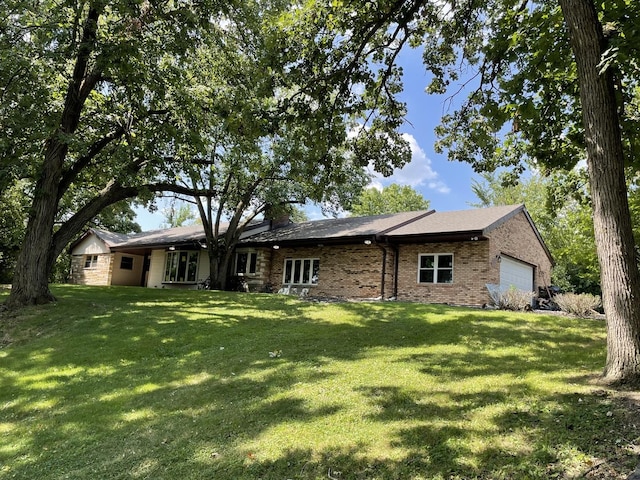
[394,212,553,306]
[69,253,114,286]
[147,249,209,289]
[488,211,554,292]
[396,241,494,306]
[71,235,110,255]
[146,247,274,291]
[267,244,393,299]
[110,253,144,286]
[233,247,272,292]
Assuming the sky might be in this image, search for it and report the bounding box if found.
[134,46,481,231]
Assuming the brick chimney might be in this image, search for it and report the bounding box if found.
[264,204,291,230]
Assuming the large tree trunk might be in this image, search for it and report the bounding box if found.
[208,247,232,291]
[6,146,65,306]
[5,5,102,308]
[560,0,640,384]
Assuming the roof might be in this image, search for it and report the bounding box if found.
[239,210,433,246]
[383,204,524,238]
[71,205,551,263]
[240,205,528,246]
[70,218,272,253]
[108,224,209,249]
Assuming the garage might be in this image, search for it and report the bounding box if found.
[500,255,534,292]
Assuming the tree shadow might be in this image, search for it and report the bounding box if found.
[1,286,631,479]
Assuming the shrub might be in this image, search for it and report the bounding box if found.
[554,292,601,317]
[486,284,535,311]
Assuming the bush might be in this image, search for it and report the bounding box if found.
[486,284,535,311]
[554,292,601,317]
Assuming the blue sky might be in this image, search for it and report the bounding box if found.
[134,47,480,231]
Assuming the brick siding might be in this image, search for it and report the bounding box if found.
[264,211,553,307]
[266,244,393,299]
[397,241,493,305]
[489,211,553,289]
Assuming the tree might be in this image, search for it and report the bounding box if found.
[350,184,430,216]
[560,0,640,383]
[0,181,28,283]
[2,1,228,307]
[160,200,197,229]
[2,0,414,308]
[411,0,640,383]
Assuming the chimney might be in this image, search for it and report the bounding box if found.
[264,204,291,230]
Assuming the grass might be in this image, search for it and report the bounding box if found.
[0,285,637,479]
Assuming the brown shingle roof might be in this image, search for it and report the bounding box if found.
[105,224,210,249]
[240,210,433,245]
[383,204,524,238]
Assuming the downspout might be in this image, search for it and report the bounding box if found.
[392,244,399,299]
[374,242,387,299]
[373,236,399,300]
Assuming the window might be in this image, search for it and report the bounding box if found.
[120,256,134,270]
[418,254,453,284]
[236,252,257,275]
[283,258,319,285]
[164,250,199,283]
[84,255,98,269]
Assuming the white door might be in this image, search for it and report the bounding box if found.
[500,256,534,292]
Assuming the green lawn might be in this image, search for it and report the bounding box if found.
[0,285,637,479]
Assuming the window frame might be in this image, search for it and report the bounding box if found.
[163,250,199,284]
[283,258,319,286]
[417,253,454,284]
[84,254,99,269]
[235,251,258,275]
[120,256,134,270]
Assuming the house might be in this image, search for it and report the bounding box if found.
[69,204,554,306]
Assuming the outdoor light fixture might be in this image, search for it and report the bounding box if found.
[273,245,280,250]
[364,239,372,245]
[169,246,176,251]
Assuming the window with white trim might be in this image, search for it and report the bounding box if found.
[418,254,453,284]
[84,255,99,269]
[163,250,199,283]
[283,258,319,285]
[236,252,257,275]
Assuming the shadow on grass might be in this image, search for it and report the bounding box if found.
[1,286,634,479]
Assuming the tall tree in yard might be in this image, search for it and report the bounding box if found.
[2,0,413,307]
[2,1,228,307]
[559,0,640,382]
[410,0,640,383]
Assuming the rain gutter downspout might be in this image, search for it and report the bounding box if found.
[392,243,399,299]
[372,236,399,300]
[373,238,387,299]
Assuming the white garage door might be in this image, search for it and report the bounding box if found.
[500,256,534,292]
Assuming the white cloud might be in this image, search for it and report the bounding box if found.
[368,133,450,194]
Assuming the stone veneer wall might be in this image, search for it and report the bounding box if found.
[69,254,113,286]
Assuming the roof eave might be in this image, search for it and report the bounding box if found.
[240,234,379,248]
[381,231,488,244]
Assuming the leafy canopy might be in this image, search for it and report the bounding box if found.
[350,184,430,216]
